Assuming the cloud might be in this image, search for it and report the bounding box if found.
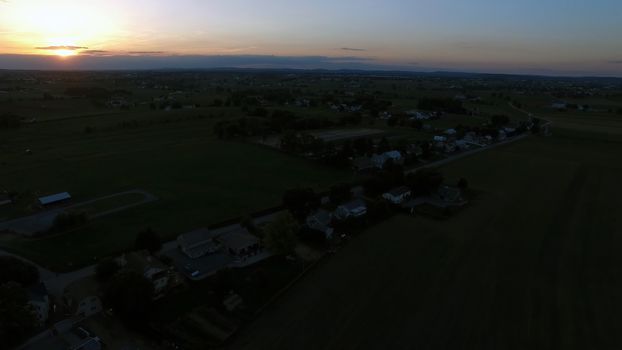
[127,51,164,55]
[608,60,622,64]
[79,50,110,56]
[340,47,366,52]
[35,45,88,51]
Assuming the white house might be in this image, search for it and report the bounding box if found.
[335,199,367,220]
[28,283,50,325]
[382,186,412,204]
[372,151,403,169]
[63,278,102,319]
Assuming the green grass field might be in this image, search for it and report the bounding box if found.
[231,126,622,349]
[0,112,354,270]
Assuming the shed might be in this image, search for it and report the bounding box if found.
[39,192,71,206]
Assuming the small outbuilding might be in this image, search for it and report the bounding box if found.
[38,192,71,206]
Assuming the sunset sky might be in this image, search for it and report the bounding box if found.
[0,0,621,76]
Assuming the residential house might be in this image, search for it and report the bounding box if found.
[306,209,335,239]
[216,226,261,260]
[177,228,222,259]
[28,282,50,325]
[63,278,102,319]
[444,128,457,137]
[438,186,464,203]
[335,199,368,220]
[463,132,478,143]
[444,142,457,153]
[383,186,412,205]
[371,151,403,169]
[118,251,172,298]
[551,101,567,109]
[62,327,103,350]
[498,130,507,141]
[455,140,469,150]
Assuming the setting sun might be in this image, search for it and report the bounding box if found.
[0,0,122,55]
[54,49,77,57]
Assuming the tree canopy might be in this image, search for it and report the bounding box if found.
[0,282,37,348]
[263,213,300,256]
[103,271,154,324]
[0,256,39,287]
[135,228,162,254]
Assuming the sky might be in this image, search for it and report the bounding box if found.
[0,0,621,76]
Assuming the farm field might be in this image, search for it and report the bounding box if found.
[0,113,354,270]
[231,126,622,350]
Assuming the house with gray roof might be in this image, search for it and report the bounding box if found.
[177,228,222,259]
[306,209,335,239]
[335,199,367,220]
[216,226,261,259]
[383,186,412,204]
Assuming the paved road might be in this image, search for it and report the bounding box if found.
[0,189,158,235]
[406,134,529,174]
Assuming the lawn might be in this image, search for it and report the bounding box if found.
[68,192,149,216]
[231,126,622,349]
[0,114,354,270]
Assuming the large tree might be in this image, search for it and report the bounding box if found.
[103,271,154,324]
[134,228,162,254]
[406,168,444,196]
[0,256,39,286]
[0,282,38,348]
[282,188,320,221]
[263,213,300,256]
[95,258,121,282]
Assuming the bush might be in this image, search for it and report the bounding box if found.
[406,168,444,196]
[95,258,121,282]
[263,213,300,256]
[458,178,469,190]
[103,271,154,325]
[0,282,38,348]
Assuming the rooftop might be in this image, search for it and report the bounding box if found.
[387,186,411,196]
[217,227,259,251]
[178,227,220,249]
[39,192,71,205]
